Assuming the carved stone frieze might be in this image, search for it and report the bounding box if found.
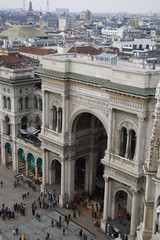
[70,95,108,110]
[105,165,137,184]
[111,96,143,110]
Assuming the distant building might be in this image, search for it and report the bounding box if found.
[27,1,34,24]
[59,13,74,31]
[19,46,56,64]
[80,10,92,22]
[56,8,69,15]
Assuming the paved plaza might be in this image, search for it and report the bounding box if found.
[0,163,110,240]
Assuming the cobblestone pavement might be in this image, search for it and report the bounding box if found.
[0,163,110,240]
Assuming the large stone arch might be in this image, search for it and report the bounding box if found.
[111,185,133,221]
[68,106,109,139]
[49,157,62,185]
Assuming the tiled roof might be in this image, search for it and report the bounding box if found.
[36,68,156,98]
[68,46,103,55]
[20,47,56,56]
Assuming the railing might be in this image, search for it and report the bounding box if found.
[110,153,135,167]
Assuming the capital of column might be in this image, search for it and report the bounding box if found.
[137,115,145,122]
[104,176,109,183]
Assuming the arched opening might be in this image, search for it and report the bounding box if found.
[7,97,11,110]
[34,96,38,110]
[36,158,42,184]
[39,98,42,111]
[155,196,160,233]
[52,105,57,131]
[21,116,27,130]
[27,153,35,180]
[25,97,29,110]
[3,96,7,108]
[5,143,12,168]
[50,160,61,185]
[35,116,41,130]
[72,112,107,204]
[119,127,127,157]
[5,116,11,135]
[19,97,23,111]
[128,130,136,160]
[114,190,131,222]
[18,148,26,174]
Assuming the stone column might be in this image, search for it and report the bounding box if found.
[62,96,66,134]
[42,90,46,132]
[61,161,65,196]
[59,159,67,207]
[26,160,29,177]
[41,150,46,193]
[85,157,89,193]
[67,157,75,202]
[130,190,138,236]
[107,108,113,154]
[46,91,49,127]
[101,177,109,232]
[136,116,144,163]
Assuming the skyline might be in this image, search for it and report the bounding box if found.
[0,0,160,14]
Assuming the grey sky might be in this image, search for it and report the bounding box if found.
[1,0,160,13]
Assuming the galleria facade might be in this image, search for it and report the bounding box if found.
[1,53,160,239]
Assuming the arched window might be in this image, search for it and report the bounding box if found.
[19,98,23,111]
[7,97,11,110]
[3,96,7,108]
[34,97,38,110]
[39,98,42,111]
[58,107,62,133]
[53,105,57,131]
[25,97,29,110]
[119,127,127,157]
[21,116,27,130]
[35,116,41,130]
[5,116,11,135]
[128,129,136,160]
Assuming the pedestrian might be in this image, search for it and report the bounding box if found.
[63,229,65,236]
[67,218,69,226]
[13,228,16,236]
[16,227,18,235]
[73,211,76,218]
[51,220,54,227]
[1,181,3,187]
[79,210,81,216]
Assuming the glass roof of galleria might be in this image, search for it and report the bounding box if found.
[96,53,117,65]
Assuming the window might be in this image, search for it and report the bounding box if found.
[3,96,7,108]
[25,97,29,110]
[39,98,42,111]
[21,116,27,130]
[19,98,23,111]
[128,130,136,160]
[119,127,127,157]
[5,116,11,135]
[53,106,57,131]
[34,97,38,110]
[7,97,11,110]
[35,116,41,130]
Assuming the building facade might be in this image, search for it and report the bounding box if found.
[1,53,160,239]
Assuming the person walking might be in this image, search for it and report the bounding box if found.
[13,228,16,237]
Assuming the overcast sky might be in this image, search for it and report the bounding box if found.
[1,0,160,13]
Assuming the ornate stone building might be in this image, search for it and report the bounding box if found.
[1,53,160,239]
[36,54,159,239]
[137,82,160,240]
